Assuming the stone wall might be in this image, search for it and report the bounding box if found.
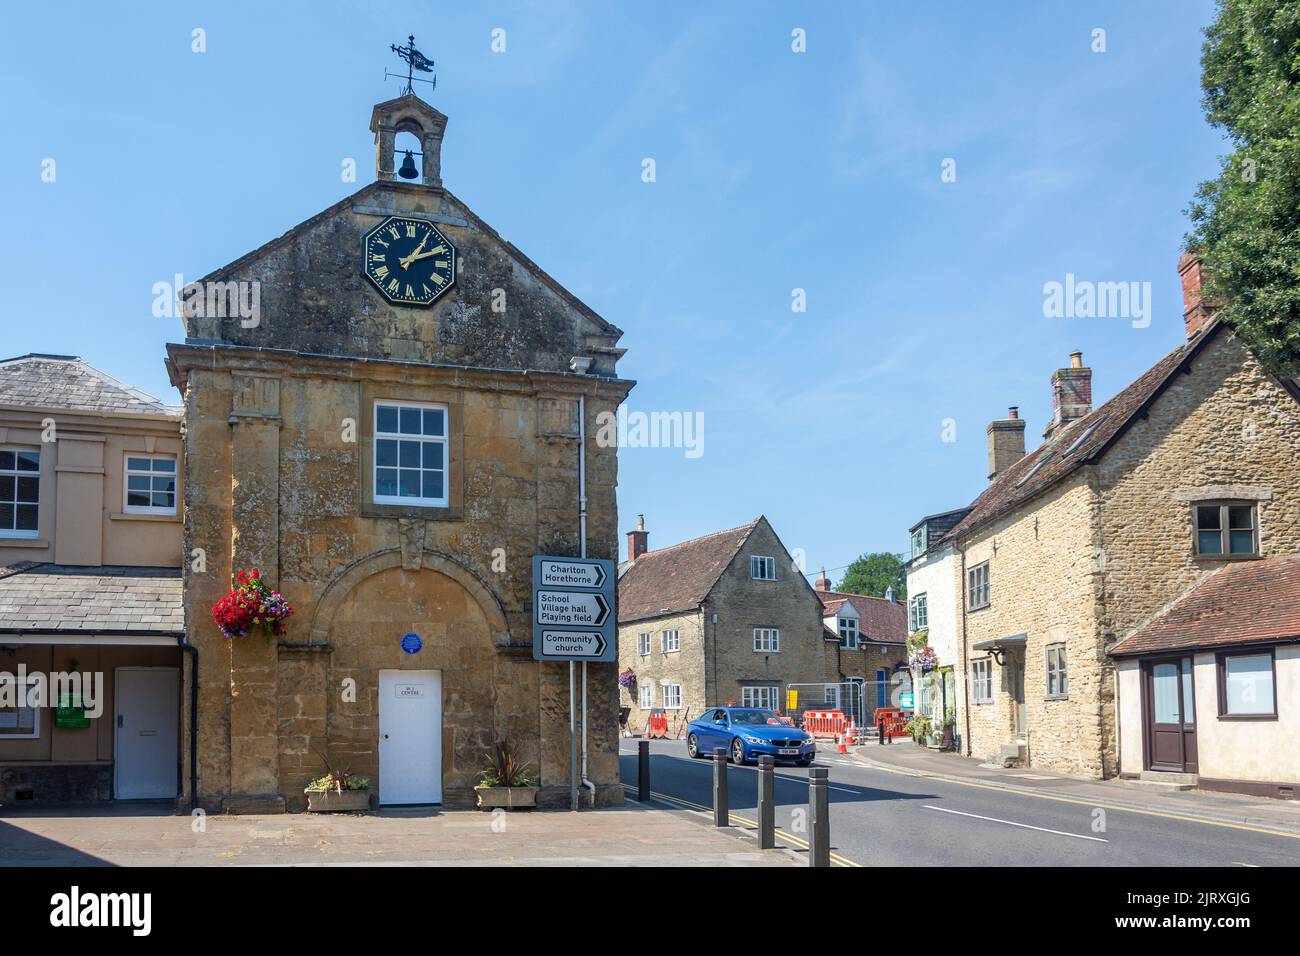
[617,610,705,733]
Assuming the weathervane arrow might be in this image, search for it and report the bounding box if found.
[388,34,437,94]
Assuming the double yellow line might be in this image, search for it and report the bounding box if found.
[627,786,861,867]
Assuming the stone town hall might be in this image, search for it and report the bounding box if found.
[166,91,633,810]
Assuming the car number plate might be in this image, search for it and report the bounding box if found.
[779,748,798,755]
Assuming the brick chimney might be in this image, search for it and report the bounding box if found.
[1179,252,1214,339]
[626,514,648,562]
[987,406,1027,481]
[1043,351,1092,441]
[815,566,832,591]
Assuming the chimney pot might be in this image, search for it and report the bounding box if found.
[814,566,832,591]
[1008,406,1019,420]
[1070,350,1083,369]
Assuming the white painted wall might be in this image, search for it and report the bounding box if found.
[906,544,960,724]
[1117,645,1299,783]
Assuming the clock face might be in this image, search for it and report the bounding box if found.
[361,216,457,306]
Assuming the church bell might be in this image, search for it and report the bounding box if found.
[397,150,420,180]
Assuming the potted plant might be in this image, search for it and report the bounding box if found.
[904,714,932,744]
[304,753,372,812]
[474,740,539,810]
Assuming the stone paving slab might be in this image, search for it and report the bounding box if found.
[850,742,1300,833]
[0,800,799,867]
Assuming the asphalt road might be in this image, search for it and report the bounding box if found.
[618,738,1300,867]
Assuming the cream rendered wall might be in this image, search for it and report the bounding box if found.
[1193,646,1300,783]
[1116,659,1144,775]
[907,544,960,722]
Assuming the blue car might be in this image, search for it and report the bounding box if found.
[685,707,816,766]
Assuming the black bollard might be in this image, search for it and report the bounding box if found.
[637,739,650,802]
[757,755,775,849]
[808,767,830,867]
[878,718,885,745]
[712,747,729,827]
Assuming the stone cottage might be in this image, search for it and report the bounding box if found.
[941,255,1300,783]
[616,516,825,732]
[166,92,632,811]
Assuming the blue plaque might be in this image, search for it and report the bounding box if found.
[400,632,423,655]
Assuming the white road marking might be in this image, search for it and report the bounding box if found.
[924,805,1109,843]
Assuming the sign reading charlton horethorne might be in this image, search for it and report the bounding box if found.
[531,556,617,662]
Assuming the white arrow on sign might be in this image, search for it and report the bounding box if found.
[535,591,611,627]
[537,559,606,590]
[538,630,607,659]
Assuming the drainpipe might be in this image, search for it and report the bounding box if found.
[577,392,596,808]
[958,542,972,757]
[176,634,199,810]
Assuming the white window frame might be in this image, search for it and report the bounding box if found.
[662,684,682,710]
[123,453,178,516]
[911,526,926,557]
[967,562,990,611]
[1045,644,1069,700]
[637,632,651,656]
[661,629,680,653]
[0,678,41,739]
[372,400,449,508]
[741,686,778,709]
[639,684,654,709]
[838,617,859,649]
[972,659,993,704]
[0,447,40,539]
[752,627,780,653]
[750,555,776,580]
[909,593,929,633]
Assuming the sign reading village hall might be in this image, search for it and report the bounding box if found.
[532,556,617,662]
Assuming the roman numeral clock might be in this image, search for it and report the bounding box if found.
[362,215,457,305]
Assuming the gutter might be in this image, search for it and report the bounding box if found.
[176,634,200,810]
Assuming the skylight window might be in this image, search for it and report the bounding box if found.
[1016,452,1054,488]
[1063,414,1108,458]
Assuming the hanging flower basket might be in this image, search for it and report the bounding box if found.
[910,646,939,673]
[211,568,295,639]
[618,668,637,691]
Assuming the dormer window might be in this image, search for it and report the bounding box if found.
[911,526,926,557]
[838,617,859,649]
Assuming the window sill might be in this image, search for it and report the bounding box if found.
[111,512,180,523]
[1193,553,1260,562]
[0,536,48,548]
[1216,713,1277,721]
[1044,694,1069,702]
[968,604,990,613]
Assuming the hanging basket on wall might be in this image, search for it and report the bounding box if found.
[211,568,295,639]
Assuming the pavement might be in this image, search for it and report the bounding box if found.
[852,740,1300,833]
[619,737,1300,866]
[0,799,800,867]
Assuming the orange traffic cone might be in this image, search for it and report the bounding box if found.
[836,732,847,754]
[845,719,857,746]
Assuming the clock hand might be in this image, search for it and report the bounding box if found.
[398,233,430,270]
[404,246,447,264]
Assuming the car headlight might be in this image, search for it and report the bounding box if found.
[803,734,816,745]
[742,734,765,745]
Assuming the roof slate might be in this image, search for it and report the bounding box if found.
[0,565,183,633]
[1110,555,1300,656]
[945,324,1222,543]
[0,354,181,417]
[617,519,760,623]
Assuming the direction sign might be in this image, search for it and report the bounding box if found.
[537,630,607,660]
[531,555,616,662]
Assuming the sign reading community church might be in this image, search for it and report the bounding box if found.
[532,556,616,662]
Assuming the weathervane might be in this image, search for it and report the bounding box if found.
[387,34,436,95]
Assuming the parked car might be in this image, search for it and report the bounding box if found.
[685,707,816,766]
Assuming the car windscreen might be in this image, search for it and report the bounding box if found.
[728,709,778,726]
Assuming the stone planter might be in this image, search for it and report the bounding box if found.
[304,788,372,813]
[474,785,539,810]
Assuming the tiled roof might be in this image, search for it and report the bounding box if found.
[0,564,183,633]
[617,519,760,623]
[1110,555,1300,656]
[0,354,181,417]
[816,590,907,645]
[945,323,1225,543]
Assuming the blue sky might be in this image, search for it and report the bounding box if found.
[0,1,1224,582]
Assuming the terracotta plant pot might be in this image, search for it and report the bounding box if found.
[474,785,539,810]
[305,788,372,812]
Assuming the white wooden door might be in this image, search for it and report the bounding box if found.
[114,668,179,799]
[378,670,442,804]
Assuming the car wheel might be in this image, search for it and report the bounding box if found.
[731,738,747,765]
[796,754,813,767]
[687,733,702,759]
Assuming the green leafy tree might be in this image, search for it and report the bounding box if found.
[836,552,906,602]
[1185,0,1300,376]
